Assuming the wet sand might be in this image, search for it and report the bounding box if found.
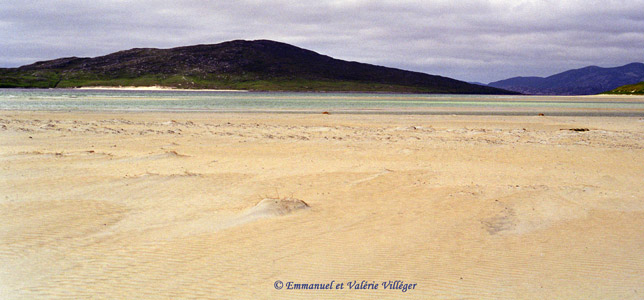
[1,111,643,299]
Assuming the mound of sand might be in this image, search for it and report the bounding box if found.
[218,198,310,230]
[245,197,310,218]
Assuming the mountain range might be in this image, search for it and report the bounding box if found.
[0,40,513,94]
[488,63,644,95]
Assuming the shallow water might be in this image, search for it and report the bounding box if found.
[1,88,644,116]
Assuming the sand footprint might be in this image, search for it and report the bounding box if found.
[480,188,588,235]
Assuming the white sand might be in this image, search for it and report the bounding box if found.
[74,86,248,92]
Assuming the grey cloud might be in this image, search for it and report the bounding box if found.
[1,0,643,82]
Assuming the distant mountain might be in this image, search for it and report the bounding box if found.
[0,40,514,94]
[604,81,644,95]
[488,63,644,95]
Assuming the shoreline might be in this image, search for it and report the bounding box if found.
[2,86,643,99]
[2,108,644,117]
[74,85,249,92]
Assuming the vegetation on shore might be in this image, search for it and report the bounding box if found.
[0,70,492,93]
[603,81,644,95]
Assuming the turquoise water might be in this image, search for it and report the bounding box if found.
[1,88,644,116]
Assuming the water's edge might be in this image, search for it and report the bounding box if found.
[2,89,644,116]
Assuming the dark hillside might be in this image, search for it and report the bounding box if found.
[489,63,644,95]
[2,39,515,94]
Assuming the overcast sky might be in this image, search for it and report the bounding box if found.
[1,0,643,83]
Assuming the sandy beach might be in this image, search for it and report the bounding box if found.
[75,86,249,92]
[1,111,643,299]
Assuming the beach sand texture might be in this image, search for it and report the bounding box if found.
[1,112,644,299]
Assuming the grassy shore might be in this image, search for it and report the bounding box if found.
[0,70,482,93]
[603,81,644,95]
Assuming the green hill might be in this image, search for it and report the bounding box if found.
[603,81,644,95]
[0,40,515,94]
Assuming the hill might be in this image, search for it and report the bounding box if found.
[488,63,644,95]
[0,40,514,94]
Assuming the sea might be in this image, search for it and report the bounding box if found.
[1,88,644,116]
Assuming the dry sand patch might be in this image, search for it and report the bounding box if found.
[1,112,643,299]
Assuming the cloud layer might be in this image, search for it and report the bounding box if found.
[1,0,643,82]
